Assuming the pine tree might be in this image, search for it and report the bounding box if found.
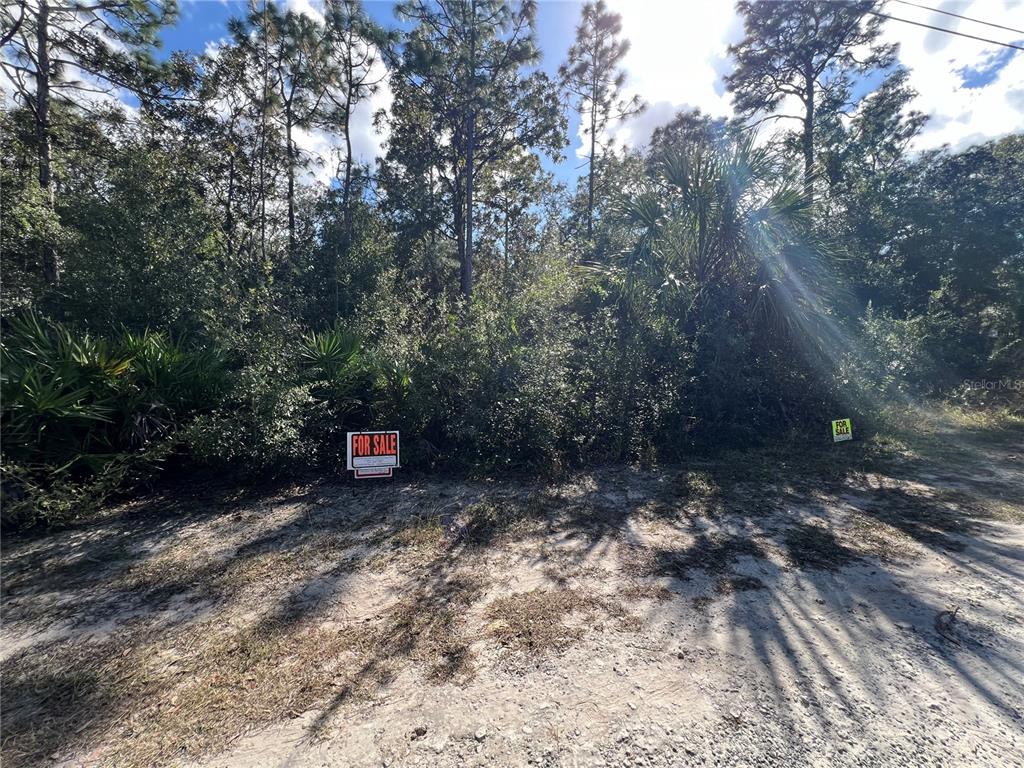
[559,0,643,242]
[725,0,894,200]
[1,0,176,286]
[322,0,391,318]
[230,2,339,260]
[390,0,564,297]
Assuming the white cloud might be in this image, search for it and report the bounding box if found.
[284,0,325,25]
[349,44,393,170]
[291,67,392,187]
[876,0,1024,150]
[595,0,743,154]
[596,0,1024,154]
[283,0,391,185]
[310,72,393,187]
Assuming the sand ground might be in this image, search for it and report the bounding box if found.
[3,420,1022,767]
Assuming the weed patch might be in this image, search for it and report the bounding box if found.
[485,589,638,656]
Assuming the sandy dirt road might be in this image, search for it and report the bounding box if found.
[3,420,1022,767]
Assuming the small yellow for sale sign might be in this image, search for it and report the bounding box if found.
[831,418,853,442]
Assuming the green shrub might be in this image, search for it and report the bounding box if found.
[298,324,374,466]
[405,274,585,472]
[847,304,942,398]
[183,383,315,475]
[179,326,310,475]
[1,313,226,527]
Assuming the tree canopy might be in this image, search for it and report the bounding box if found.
[2,0,1021,528]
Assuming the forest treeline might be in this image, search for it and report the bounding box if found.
[1,0,1022,527]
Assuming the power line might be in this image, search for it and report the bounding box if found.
[891,0,1024,37]
[868,10,1024,51]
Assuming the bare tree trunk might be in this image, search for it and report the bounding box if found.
[36,0,58,286]
[428,166,440,297]
[587,99,596,241]
[225,153,236,255]
[454,177,465,291]
[803,59,815,202]
[258,0,270,274]
[504,209,510,280]
[463,111,475,298]
[336,53,355,319]
[461,2,477,299]
[286,115,296,258]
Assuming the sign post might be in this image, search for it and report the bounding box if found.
[347,430,400,479]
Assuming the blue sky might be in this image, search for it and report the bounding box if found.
[163,0,1024,189]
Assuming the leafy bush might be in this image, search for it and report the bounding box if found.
[1,313,226,527]
[298,324,375,466]
[845,304,942,399]
[405,276,584,473]
[183,382,316,475]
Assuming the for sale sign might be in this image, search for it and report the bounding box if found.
[831,418,853,443]
[347,431,400,478]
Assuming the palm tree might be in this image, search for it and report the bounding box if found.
[601,133,842,446]
[611,133,837,348]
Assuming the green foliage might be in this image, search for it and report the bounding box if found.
[299,325,372,465]
[726,0,895,192]
[184,382,316,476]
[1,451,164,531]
[845,305,942,399]
[560,0,644,239]
[595,133,839,450]
[1,314,226,527]
[1,0,1020,531]
[176,325,306,475]
[56,124,225,334]
[384,0,566,295]
[413,279,581,472]
[299,325,362,383]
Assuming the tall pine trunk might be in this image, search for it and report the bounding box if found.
[286,116,296,258]
[336,54,355,320]
[802,59,815,201]
[454,177,465,292]
[36,0,58,286]
[225,153,236,255]
[587,95,596,241]
[258,12,269,273]
[463,110,475,298]
[461,2,477,299]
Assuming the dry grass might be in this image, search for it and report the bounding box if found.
[1,497,485,768]
[105,619,357,766]
[856,486,981,551]
[783,522,862,571]
[692,595,714,612]
[1,617,355,768]
[343,571,487,685]
[624,532,769,581]
[668,470,723,516]
[3,408,1020,768]
[389,513,448,551]
[458,494,554,546]
[2,570,488,768]
[620,582,675,601]
[846,515,922,562]
[484,588,638,656]
[931,485,1024,525]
